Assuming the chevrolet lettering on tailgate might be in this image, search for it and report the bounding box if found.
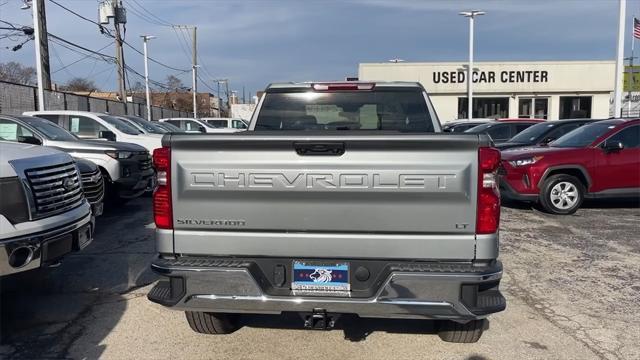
[189,170,458,192]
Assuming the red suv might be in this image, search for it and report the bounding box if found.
[500,118,640,214]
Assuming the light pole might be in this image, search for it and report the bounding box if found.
[613,0,626,118]
[141,35,156,121]
[459,10,485,120]
[192,65,200,118]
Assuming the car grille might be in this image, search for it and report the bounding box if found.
[81,169,104,205]
[138,152,152,170]
[25,162,84,219]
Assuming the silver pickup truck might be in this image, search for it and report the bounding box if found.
[0,141,93,276]
[148,82,505,343]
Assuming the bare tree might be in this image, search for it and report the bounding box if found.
[130,81,145,93]
[60,77,99,92]
[0,62,37,85]
[166,75,185,92]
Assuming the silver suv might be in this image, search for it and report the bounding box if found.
[0,142,93,276]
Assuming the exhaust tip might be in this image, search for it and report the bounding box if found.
[8,246,33,268]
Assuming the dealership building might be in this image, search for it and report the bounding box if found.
[358,60,616,122]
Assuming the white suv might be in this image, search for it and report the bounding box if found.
[24,111,162,153]
[159,118,242,133]
[201,117,248,131]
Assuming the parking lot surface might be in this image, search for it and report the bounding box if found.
[1,198,638,360]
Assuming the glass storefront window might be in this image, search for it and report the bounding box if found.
[559,96,592,119]
[518,98,548,119]
[458,97,509,119]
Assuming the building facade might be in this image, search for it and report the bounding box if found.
[359,61,616,122]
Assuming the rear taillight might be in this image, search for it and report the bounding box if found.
[477,147,501,234]
[153,147,172,229]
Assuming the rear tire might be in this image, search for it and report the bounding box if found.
[437,319,486,343]
[185,311,239,335]
[539,174,585,215]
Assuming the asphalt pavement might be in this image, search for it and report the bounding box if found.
[1,197,638,360]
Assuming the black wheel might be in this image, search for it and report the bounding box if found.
[185,311,239,335]
[539,174,585,215]
[437,319,486,343]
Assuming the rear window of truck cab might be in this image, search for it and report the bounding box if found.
[254,90,434,132]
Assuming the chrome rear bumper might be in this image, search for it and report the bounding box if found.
[149,258,505,321]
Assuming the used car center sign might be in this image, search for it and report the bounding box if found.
[358,61,615,94]
[433,70,549,84]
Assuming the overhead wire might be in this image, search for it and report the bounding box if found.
[51,42,113,74]
[48,0,188,73]
[129,0,174,27]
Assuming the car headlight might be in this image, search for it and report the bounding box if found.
[509,156,543,167]
[105,150,133,159]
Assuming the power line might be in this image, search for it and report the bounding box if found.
[130,0,173,26]
[124,0,171,27]
[171,27,192,62]
[51,42,112,74]
[48,33,116,61]
[47,1,187,73]
[121,40,188,72]
[48,0,113,37]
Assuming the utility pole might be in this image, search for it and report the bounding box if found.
[113,1,127,103]
[459,10,485,120]
[141,35,155,121]
[213,79,227,117]
[225,80,230,110]
[192,26,198,118]
[98,0,126,103]
[31,0,51,110]
[614,0,626,118]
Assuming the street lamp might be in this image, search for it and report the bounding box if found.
[388,58,405,63]
[192,64,200,118]
[459,10,485,120]
[140,35,156,121]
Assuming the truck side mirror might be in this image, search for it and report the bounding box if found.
[18,136,42,145]
[99,130,116,141]
[602,140,624,153]
[198,126,206,133]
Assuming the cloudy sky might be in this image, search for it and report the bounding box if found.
[1,0,639,98]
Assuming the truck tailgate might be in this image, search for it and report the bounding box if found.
[169,133,484,260]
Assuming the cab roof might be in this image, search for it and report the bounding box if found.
[265,81,424,92]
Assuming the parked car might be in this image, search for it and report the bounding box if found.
[24,111,162,153]
[496,119,597,150]
[75,158,105,217]
[201,117,248,130]
[442,118,492,132]
[0,141,93,276]
[0,115,153,202]
[148,81,505,343]
[154,121,184,133]
[495,118,546,122]
[464,120,544,144]
[158,118,240,133]
[500,118,640,214]
[115,115,168,135]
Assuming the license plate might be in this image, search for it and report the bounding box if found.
[292,261,350,296]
